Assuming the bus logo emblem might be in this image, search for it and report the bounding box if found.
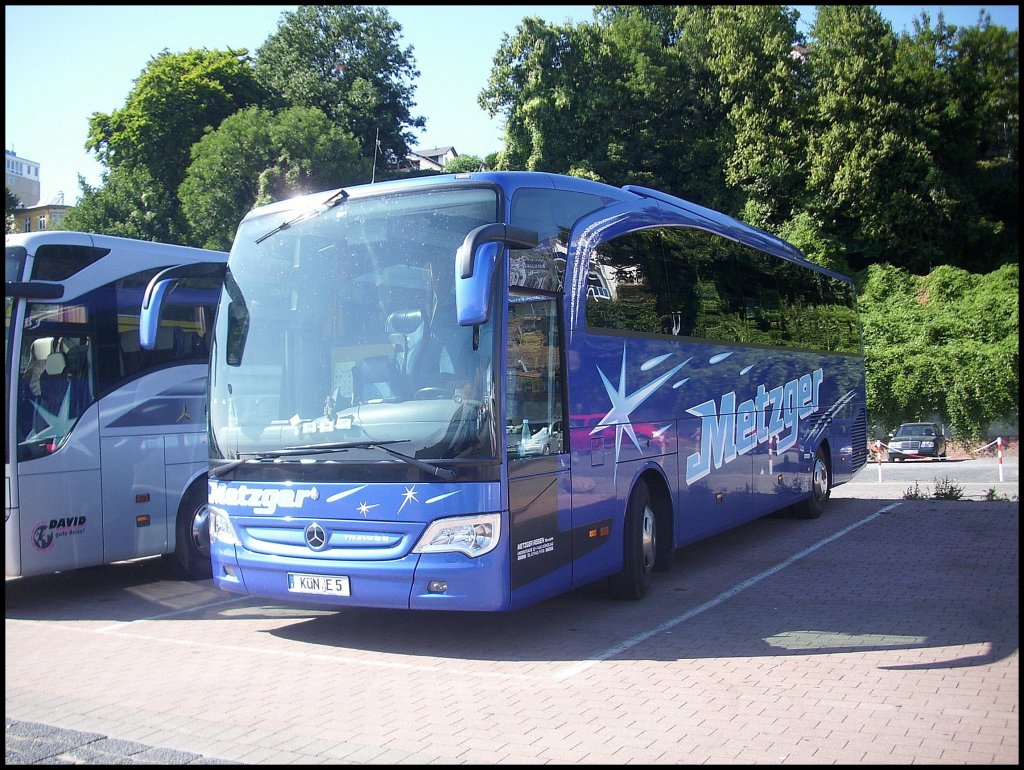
[304,522,328,551]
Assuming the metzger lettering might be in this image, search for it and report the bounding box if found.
[208,482,318,515]
[685,368,823,484]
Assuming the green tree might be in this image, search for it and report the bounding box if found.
[56,167,181,242]
[5,187,21,234]
[443,154,485,173]
[705,6,807,230]
[179,106,369,251]
[83,48,269,241]
[888,12,1018,273]
[805,6,952,272]
[253,5,424,169]
[480,7,733,208]
[480,16,611,176]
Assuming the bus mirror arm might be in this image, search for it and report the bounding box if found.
[457,224,539,279]
[455,225,538,327]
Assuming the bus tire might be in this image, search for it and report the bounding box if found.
[173,480,213,580]
[795,446,830,520]
[609,480,656,600]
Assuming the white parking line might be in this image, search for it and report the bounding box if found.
[552,502,903,681]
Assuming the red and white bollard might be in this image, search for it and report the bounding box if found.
[997,436,1004,482]
[876,440,883,482]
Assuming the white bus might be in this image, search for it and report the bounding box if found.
[5,231,226,579]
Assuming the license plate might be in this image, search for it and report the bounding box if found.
[287,573,351,596]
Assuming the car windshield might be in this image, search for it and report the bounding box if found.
[208,184,502,471]
[895,424,935,437]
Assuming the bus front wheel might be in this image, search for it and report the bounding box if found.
[609,480,656,600]
[173,480,213,580]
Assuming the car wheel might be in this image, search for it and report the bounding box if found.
[609,480,656,600]
[795,446,830,520]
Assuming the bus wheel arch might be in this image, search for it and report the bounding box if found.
[795,440,831,520]
[609,469,671,600]
[172,476,213,579]
[644,470,674,572]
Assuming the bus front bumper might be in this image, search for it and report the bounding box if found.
[211,541,512,612]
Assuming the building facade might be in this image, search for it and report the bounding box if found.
[6,149,41,207]
[12,195,71,234]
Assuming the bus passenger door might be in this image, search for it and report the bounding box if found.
[505,292,573,608]
[12,327,105,577]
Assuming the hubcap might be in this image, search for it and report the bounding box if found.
[812,458,829,501]
[641,504,656,574]
[191,503,211,556]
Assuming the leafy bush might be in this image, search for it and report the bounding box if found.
[859,263,1019,441]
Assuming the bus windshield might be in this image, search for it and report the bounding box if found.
[209,184,502,476]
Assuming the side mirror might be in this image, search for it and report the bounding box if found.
[455,242,499,326]
[140,278,175,350]
[455,224,539,326]
[140,261,226,349]
[225,301,249,367]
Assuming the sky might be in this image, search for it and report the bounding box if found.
[4,5,1019,206]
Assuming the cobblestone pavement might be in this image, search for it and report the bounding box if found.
[7,491,1017,765]
[6,718,239,765]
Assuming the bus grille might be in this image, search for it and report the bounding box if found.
[851,408,867,469]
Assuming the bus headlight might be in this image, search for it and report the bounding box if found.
[412,513,501,558]
[208,506,239,546]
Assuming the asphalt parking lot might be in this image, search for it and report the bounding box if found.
[6,462,1018,764]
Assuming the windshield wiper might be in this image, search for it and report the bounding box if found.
[255,188,349,244]
[209,439,456,481]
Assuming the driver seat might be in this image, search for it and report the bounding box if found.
[385,309,446,376]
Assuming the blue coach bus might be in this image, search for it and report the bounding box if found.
[142,171,867,610]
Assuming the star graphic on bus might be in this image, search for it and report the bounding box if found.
[356,502,378,517]
[26,389,76,444]
[592,345,685,470]
[397,485,418,515]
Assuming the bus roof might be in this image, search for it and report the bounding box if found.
[5,230,227,264]
[235,171,849,282]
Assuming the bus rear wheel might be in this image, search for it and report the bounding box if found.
[795,446,830,520]
[173,480,213,580]
[609,480,656,600]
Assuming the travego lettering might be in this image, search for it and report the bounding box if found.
[685,368,823,484]
[208,482,318,515]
